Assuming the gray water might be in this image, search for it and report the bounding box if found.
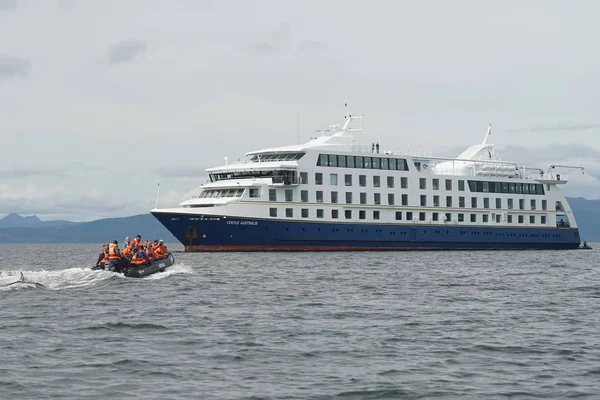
[1,244,599,399]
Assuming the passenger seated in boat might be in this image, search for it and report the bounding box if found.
[96,244,109,267]
[130,246,149,266]
[154,240,168,260]
[131,235,142,248]
[121,244,133,259]
[146,245,155,263]
[107,240,128,272]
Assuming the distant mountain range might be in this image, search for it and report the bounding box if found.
[0,213,77,229]
[0,214,176,244]
[0,196,598,243]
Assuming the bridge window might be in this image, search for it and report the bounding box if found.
[329,155,338,167]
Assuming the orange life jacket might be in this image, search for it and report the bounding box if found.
[122,246,132,258]
[108,243,120,260]
[100,250,108,263]
[130,252,146,265]
[131,238,141,247]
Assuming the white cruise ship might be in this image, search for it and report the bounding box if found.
[152,110,582,251]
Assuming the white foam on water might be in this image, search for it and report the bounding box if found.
[0,267,123,291]
[143,263,193,280]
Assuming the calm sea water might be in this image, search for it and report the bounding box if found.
[1,244,599,399]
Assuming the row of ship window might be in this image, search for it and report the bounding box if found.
[270,189,549,211]
[268,208,548,224]
[316,154,409,170]
[301,173,546,196]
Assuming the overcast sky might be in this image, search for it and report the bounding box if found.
[1,0,599,221]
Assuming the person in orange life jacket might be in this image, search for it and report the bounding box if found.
[123,237,131,250]
[121,244,133,259]
[107,240,127,272]
[96,243,109,267]
[130,246,149,266]
[146,245,155,263]
[154,240,167,259]
[131,235,142,248]
[108,240,121,260]
[159,240,168,255]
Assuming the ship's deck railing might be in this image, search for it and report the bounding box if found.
[350,144,432,157]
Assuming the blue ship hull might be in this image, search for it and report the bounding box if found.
[152,212,581,251]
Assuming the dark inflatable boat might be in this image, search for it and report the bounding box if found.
[92,253,175,278]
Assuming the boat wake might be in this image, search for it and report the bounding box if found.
[143,263,193,280]
[0,268,117,291]
[0,263,192,291]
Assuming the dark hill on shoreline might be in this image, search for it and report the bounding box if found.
[0,214,175,244]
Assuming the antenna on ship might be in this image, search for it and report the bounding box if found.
[155,182,160,209]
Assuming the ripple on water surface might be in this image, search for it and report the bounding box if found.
[1,244,600,399]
